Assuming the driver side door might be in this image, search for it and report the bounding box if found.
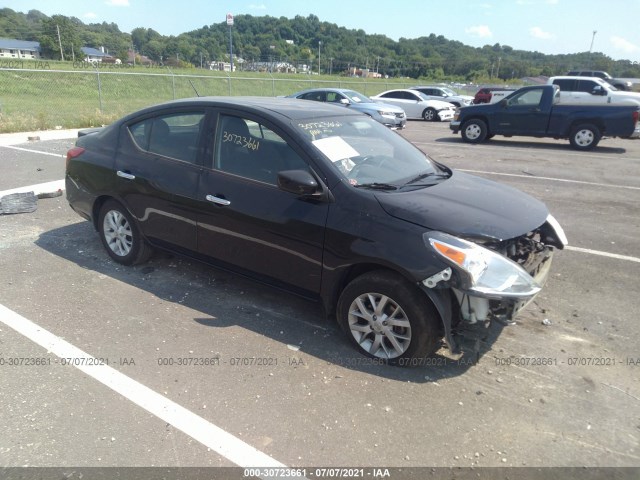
[196,112,330,295]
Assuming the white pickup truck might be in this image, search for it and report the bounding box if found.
[548,76,640,106]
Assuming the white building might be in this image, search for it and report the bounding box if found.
[0,38,41,59]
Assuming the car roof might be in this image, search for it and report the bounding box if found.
[118,96,362,123]
[292,87,355,94]
[550,76,607,82]
[376,89,419,94]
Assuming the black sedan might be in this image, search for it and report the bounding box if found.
[66,97,567,365]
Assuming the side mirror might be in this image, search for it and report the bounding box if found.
[277,170,319,195]
[592,86,606,96]
[340,98,350,105]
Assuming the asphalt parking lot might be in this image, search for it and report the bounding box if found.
[0,122,638,475]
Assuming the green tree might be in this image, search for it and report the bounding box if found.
[37,15,83,60]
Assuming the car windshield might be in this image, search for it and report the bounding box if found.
[441,87,457,96]
[295,115,446,188]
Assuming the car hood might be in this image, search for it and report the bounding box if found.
[374,171,548,241]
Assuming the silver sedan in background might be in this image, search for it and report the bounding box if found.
[286,88,407,129]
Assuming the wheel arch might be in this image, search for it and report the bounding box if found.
[567,118,603,136]
[462,115,492,134]
[92,195,114,231]
[324,263,445,324]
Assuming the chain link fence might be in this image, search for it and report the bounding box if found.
[1,68,470,133]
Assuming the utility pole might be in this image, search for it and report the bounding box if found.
[56,24,64,61]
[226,13,234,72]
[589,30,597,68]
[318,41,322,75]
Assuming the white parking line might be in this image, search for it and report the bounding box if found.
[0,303,287,470]
[565,245,640,264]
[457,169,640,191]
[1,144,66,158]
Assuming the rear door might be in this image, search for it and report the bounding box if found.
[114,109,207,252]
[195,112,330,295]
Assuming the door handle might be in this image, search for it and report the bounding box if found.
[205,194,231,206]
[117,170,136,180]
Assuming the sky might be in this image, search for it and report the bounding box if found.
[3,0,640,61]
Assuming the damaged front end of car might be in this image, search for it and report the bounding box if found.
[420,214,567,354]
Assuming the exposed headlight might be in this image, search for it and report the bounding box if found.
[425,231,541,298]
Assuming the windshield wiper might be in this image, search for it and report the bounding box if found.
[403,172,450,185]
[354,182,398,190]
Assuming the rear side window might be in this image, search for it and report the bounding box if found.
[300,91,325,102]
[129,112,205,164]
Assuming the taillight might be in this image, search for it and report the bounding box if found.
[66,146,85,169]
[633,110,639,125]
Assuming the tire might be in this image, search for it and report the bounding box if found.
[98,199,151,265]
[569,124,601,150]
[422,107,438,122]
[461,119,488,143]
[336,270,441,365]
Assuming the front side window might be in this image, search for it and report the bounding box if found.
[326,92,345,103]
[215,115,308,184]
[129,112,205,163]
[508,89,543,106]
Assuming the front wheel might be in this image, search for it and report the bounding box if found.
[336,271,441,365]
[569,124,601,150]
[461,119,488,143]
[98,199,151,265]
[423,107,438,122]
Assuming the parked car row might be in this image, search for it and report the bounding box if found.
[287,87,459,126]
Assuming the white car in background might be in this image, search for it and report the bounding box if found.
[409,85,474,107]
[370,89,456,121]
[548,76,640,106]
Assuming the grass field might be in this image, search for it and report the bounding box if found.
[0,60,432,133]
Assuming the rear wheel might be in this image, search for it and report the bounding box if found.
[569,124,601,150]
[337,270,441,366]
[461,119,488,143]
[98,199,151,265]
[423,107,438,122]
